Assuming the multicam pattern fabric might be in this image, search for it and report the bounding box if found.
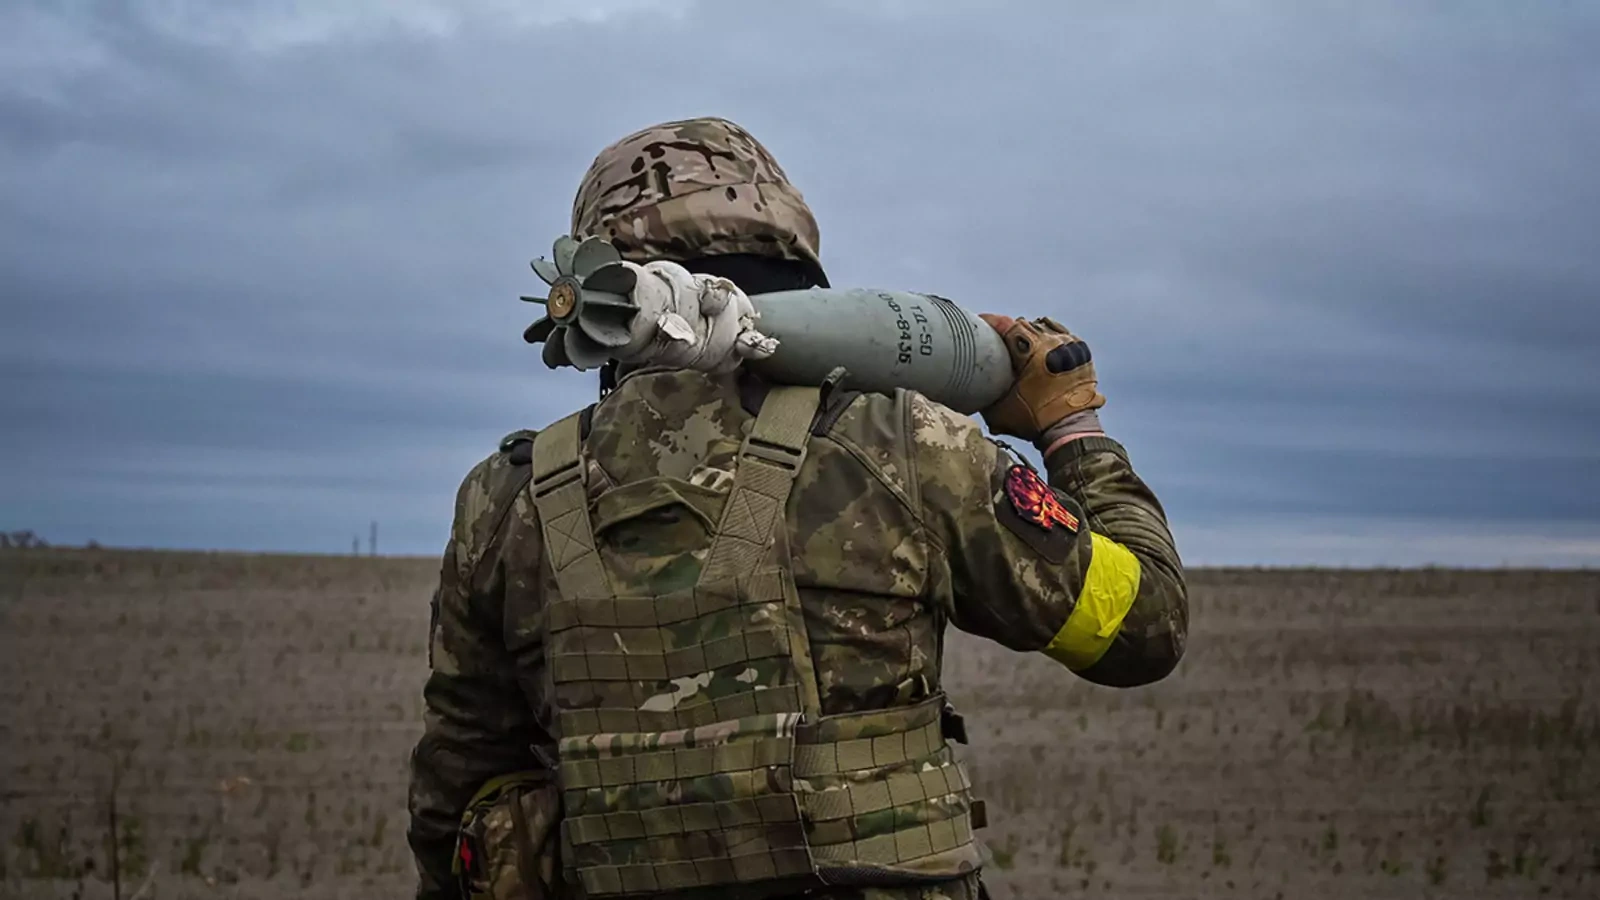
[408,368,1188,899]
[570,117,823,271]
[454,773,562,900]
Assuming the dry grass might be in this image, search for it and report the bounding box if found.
[2,551,1596,898]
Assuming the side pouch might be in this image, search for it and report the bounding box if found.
[454,771,562,900]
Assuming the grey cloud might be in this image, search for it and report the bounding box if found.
[2,0,1597,563]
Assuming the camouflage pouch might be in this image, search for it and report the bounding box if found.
[454,771,562,900]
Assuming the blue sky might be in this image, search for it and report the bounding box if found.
[3,1,1597,565]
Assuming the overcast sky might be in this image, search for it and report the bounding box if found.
[3,1,1597,566]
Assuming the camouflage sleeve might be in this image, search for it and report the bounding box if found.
[912,394,1187,687]
[407,451,545,900]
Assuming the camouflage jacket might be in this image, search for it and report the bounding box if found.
[407,368,1187,900]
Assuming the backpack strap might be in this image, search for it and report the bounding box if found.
[529,410,613,602]
[697,384,821,587]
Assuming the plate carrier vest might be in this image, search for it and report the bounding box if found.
[528,385,984,897]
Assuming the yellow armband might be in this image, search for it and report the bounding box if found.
[1042,533,1141,671]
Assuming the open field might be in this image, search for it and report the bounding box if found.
[2,550,1597,899]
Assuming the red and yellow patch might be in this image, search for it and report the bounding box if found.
[1004,465,1079,532]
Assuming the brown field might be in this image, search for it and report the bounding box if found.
[2,549,1597,899]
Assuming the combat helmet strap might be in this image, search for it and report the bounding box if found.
[529,410,613,602]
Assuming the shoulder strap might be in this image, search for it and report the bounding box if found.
[698,384,821,586]
[529,410,613,602]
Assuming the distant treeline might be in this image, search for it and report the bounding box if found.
[0,531,101,550]
[1,530,50,549]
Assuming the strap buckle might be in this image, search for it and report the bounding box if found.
[530,461,582,498]
[940,702,970,745]
[742,438,805,472]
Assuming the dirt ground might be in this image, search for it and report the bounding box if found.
[2,550,1596,899]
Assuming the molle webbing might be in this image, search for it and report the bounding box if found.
[560,730,795,797]
[793,695,981,871]
[810,813,976,869]
[551,623,789,686]
[794,717,944,776]
[547,572,792,692]
[530,411,612,602]
[801,762,976,857]
[530,387,827,897]
[545,571,806,737]
[559,682,804,738]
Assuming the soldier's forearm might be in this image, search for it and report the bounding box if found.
[408,671,546,899]
[1043,435,1176,567]
[407,769,465,900]
[409,722,478,900]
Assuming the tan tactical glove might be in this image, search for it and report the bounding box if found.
[978,314,1106,441]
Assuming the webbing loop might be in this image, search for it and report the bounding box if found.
[528,411,613,604]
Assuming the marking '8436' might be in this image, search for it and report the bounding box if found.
[880,293,935,365]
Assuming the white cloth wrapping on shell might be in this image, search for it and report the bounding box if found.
[608,260,779,373]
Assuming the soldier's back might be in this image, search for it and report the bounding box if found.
[584,367,956,717]
[538,367,990,899]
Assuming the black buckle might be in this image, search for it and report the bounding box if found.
[941,702,969,745]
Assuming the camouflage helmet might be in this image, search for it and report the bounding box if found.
[570,117,822,274]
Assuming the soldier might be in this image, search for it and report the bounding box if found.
[408,117,1188,900]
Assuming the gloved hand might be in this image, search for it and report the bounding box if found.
[977,314,1106,443]
[611,260,778,374]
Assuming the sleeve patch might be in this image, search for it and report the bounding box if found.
[1004,465,1080,532]
[995,464,1083,564]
